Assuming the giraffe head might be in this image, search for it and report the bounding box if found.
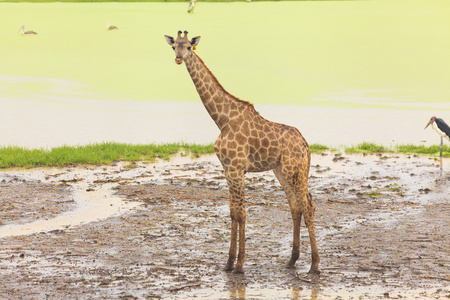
[164,30,201,65]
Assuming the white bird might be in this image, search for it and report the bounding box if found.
[187,0,195,13]
[17,25,37,35]
[107,21,118,30]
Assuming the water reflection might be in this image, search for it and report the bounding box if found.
[222,270,322,300]
[226,284,321,300]
[228,284,245,299]
[293,287,319,300]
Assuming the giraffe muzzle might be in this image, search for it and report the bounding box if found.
[175,57,184,64]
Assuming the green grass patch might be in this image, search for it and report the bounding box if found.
[395,144,450,157]
[1,141,448,169]
[344,142,450,158]
[309,143,331,154]
[344,142,389,154]
[0,142,215,168]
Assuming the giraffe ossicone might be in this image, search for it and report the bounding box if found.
[164,31,320,275]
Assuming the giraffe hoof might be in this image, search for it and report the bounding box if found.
[308,268,321,275]
[287,260,296,269]
[224,265,234,272]
[233,268,244,274]
[287,264,296,269]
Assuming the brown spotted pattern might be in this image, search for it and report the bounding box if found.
[165,31,320,274]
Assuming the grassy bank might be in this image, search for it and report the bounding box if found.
[344,142,450,157]
[0,142,215,168]
[0,142,448,169]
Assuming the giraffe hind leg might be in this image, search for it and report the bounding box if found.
[288,209,302,268]
[304,193,320,274]
[274,165,320,273]
[273,166,302,268]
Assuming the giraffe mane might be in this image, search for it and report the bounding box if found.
[193,52,256,110]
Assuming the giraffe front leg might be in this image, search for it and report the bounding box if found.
[224,169,246,274]
[234,215,246,273]
[224,219,238,272]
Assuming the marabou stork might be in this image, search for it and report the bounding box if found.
[187,0,195,13]
[424,116,450,157]
[107,22,118,30]
[17,25,37,35]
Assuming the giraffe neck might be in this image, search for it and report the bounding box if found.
[184,52,252,130]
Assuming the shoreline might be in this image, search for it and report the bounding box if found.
[1,142,449,170]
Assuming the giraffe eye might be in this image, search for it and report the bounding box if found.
[187,47,191,51]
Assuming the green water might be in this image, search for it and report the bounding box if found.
[1,0,449,110]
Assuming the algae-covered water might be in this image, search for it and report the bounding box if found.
[1,1,449,147]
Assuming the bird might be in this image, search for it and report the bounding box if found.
[107,22,118,30]
[424,116,450,157]
[17,25,37,35]
[187,0,195,13]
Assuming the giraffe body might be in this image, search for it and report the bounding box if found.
[165,31,320,274]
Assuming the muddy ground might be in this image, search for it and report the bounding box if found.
[0,153,449,299]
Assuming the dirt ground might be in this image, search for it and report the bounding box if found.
[0,153,449,299]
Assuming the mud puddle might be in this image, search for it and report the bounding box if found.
[0,165,138,237]
[0,153,449,299]
[0,154,217,237]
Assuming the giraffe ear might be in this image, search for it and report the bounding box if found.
[164,35,175,46]
[190,36,201,46]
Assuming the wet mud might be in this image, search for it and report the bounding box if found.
[0,154,449,299]
[0,179,73,226]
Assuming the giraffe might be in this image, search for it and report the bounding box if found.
[164,31,320,274]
